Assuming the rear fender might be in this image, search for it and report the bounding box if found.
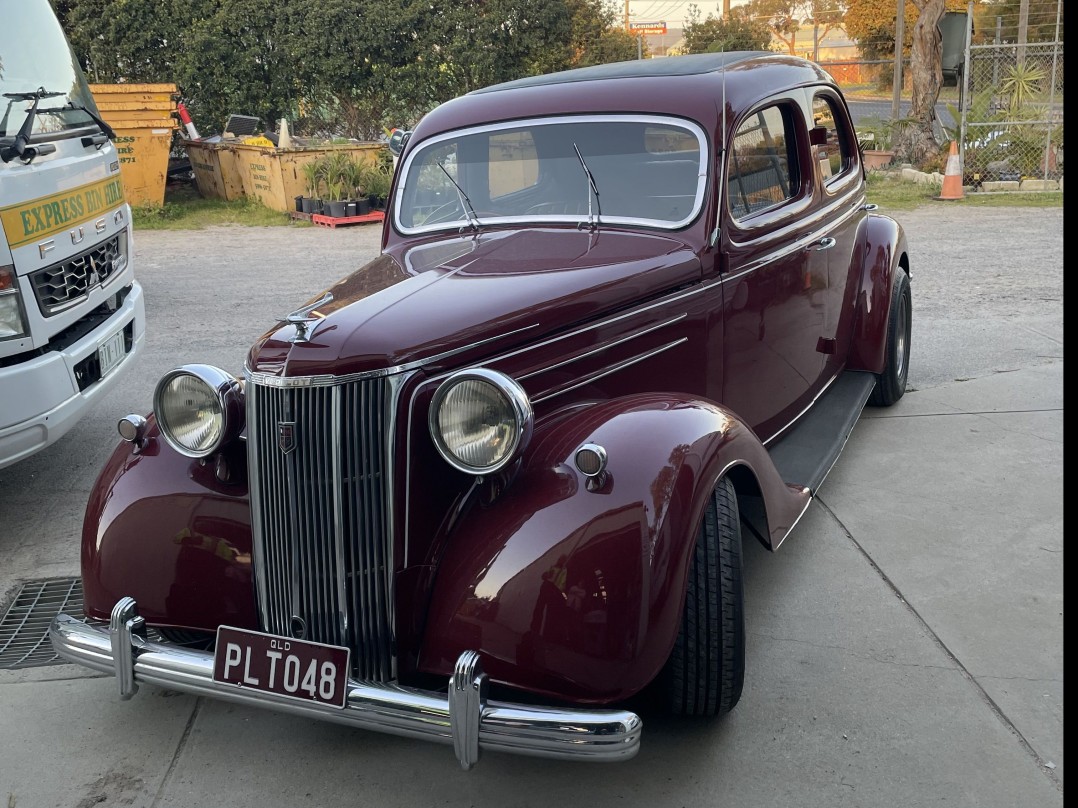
[418,393,808,703]
[847,213,909,373]
[80,417,257,630]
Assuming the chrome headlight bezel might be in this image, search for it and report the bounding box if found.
[152,364,244,458]
[429,368,534,476]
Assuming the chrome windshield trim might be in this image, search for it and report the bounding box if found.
[395,114,710,236]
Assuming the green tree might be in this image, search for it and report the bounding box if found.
[892,0,948,165]
[743,0,845,54]
[978,0,1063,43]
[175,0,296,134]
[568,0,644,64]
[846,0,966,60]
[681,3,773,53]
[53,0,644,140]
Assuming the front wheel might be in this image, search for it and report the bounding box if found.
[662,476,745,717]
[870,269,912,407]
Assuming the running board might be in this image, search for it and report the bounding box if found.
[767,371,876,495]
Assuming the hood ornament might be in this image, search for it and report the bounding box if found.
[280,292,333,343]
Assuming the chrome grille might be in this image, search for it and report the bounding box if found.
[247,376,394,681]
[30,231,127,316]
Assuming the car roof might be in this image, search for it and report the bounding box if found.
[411,53,836,142]
[469,52,770,95]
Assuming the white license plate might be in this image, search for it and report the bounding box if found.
[97,329,127,377]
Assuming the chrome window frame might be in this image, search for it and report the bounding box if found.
[393,114,711,236]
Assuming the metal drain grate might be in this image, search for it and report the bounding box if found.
[0,577,85,670]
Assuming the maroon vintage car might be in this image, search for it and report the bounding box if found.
[52,53,911,768]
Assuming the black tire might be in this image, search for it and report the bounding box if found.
[870,269,912,407]
[663,476,745,717]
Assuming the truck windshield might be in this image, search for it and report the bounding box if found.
[395,115,708,234]
[0,0,101,139]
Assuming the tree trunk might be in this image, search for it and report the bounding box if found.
[894,0,945,167]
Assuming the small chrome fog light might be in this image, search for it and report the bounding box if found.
[574,443,608,477]
[117,414,147,444]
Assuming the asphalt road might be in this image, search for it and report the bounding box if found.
[0,204,1063,807]
[846,98,956,130]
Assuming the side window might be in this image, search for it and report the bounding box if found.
[727,105,800,220]
[488,131,538,199]
[811,95,853,184]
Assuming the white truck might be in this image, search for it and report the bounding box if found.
[1,0,145,469]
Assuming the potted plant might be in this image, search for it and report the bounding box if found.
[300,158,325,214]
[856,115,896,170]
[323,151,353,217]
[344,159,370,217]
[361,163,392,210]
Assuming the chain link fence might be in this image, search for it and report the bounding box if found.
[961,39,1063,187]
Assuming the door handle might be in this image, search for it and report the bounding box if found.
[807,237,836,251]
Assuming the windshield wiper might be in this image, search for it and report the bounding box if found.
[39,101,116,141]
[437,161,482,231]
[0,87,63,163]
[572,143,601,230]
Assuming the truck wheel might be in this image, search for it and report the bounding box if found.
[870,269,912,407]
[663,476,745,717]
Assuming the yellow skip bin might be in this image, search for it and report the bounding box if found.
[90,84,178,207]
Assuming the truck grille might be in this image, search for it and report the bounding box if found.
[246,376,395,681]
[29,231,127,316]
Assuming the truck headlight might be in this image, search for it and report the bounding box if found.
[153,364,244,457]
[430,368,533,475]
[0,267,27,340]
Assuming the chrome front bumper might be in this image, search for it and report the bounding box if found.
[50,598,642,769]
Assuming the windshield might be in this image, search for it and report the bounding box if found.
[395,115,708,233]
[0,0,100,139]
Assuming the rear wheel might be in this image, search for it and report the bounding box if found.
[663,476,745,717]
[870,269,912,407]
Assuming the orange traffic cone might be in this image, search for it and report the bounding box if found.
[937,140,964,200]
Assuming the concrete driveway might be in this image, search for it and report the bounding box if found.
[0,205,1062,807]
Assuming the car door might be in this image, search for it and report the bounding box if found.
[807,89,868,376]
[719,99,830,443]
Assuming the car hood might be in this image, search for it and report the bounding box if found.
[246,227,701,379]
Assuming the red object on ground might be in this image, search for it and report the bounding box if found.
[311,211,385,228]
[177,101,201,140]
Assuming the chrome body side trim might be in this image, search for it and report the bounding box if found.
[762,370,841,447]
[517,313,687,381]
[532,337,688,404]
[51,610,642,768]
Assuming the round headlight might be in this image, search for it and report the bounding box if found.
[430,369,533,475]
[153,365,243,458]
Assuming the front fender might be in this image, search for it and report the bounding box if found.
[81,417,257,631]
[418,393,808,703]
[847,213,909,373]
